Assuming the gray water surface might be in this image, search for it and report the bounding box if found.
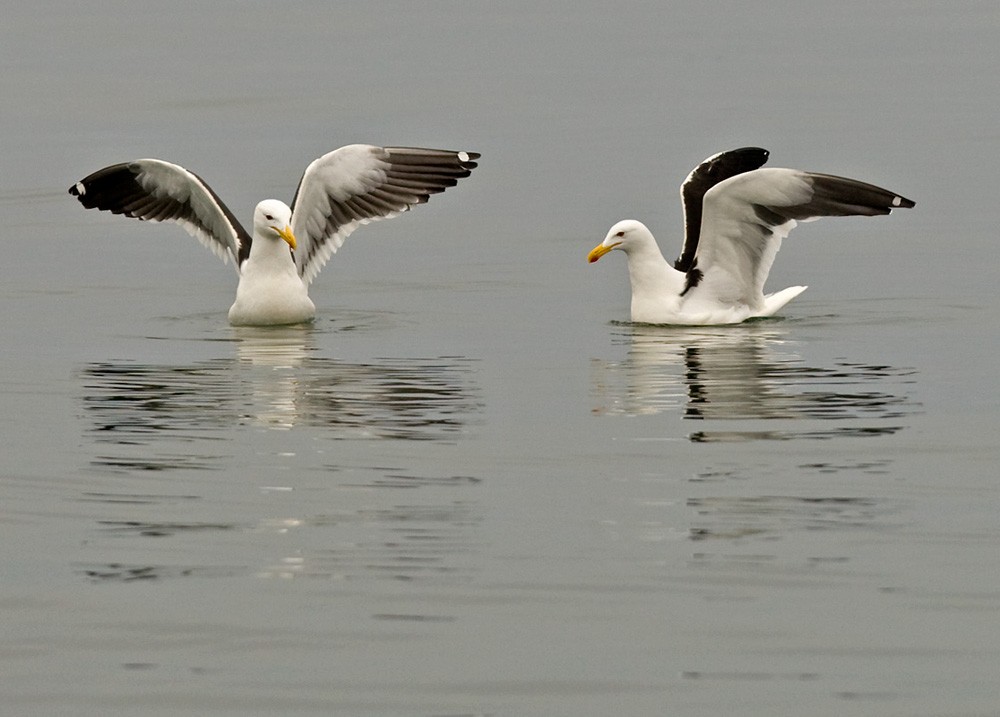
[4,2,1000,715]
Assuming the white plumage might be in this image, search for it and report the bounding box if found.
[70,144,479,325]
[588,148,914,325]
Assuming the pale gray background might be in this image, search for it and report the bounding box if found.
[2,2,998,715]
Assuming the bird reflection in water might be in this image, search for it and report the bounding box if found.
[80,325,482,469]
[77,325,484,586]
[591,322,918,441]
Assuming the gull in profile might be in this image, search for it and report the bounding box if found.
[588,147,913,325]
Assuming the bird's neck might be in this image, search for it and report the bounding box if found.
[245,236,297,276]
[624,238,684,296]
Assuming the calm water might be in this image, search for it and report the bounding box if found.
[4,2,1000,715]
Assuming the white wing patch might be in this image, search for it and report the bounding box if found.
[289,144,478,286]
[131,159,245,269]
[694,170,814,308]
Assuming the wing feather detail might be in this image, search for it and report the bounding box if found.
[691,168,914,308]
[676,147,771,272]
[289,145,479,285]
[69,159,251,269]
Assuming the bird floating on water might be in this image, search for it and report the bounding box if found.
[70,144,479,325]
[587,147,914,325]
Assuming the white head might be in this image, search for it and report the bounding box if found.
[587,219,654,263]
[253,199,296,249]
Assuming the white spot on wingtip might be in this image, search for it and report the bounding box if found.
[892,196,902,207]
[458,151,470,163]
[75,182,86,195]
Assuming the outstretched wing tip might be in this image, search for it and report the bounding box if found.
[291,145,478,282]
[69,159,249,269]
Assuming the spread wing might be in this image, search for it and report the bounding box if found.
[688,168,915,306]
[288,145,480,285]
[69,159,251,270]
[676,147,771,272]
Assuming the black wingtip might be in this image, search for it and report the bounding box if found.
[684,147,770,190]
[457,151,480,172]
[724,146,770,168]
[805,174,917,218]
[676,147,771,273]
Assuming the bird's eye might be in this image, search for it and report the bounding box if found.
[264,214,273,221]
[615,231,625,237]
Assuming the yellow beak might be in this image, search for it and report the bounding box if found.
[277,225,297,250]
[588,241,620,263]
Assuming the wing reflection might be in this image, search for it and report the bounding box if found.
[591,323,918,440]
[76,328,484,590]
[81,327,482,455]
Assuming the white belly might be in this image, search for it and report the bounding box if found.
[228,269,315,326]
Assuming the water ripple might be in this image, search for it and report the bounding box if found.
[591,323,919,441]
[78,329,482,474]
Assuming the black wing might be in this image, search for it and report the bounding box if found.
[69,159,252,268]
[676,147,770,272]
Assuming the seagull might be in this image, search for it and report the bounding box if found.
[69,145,479,325]
[587,147,914,325]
